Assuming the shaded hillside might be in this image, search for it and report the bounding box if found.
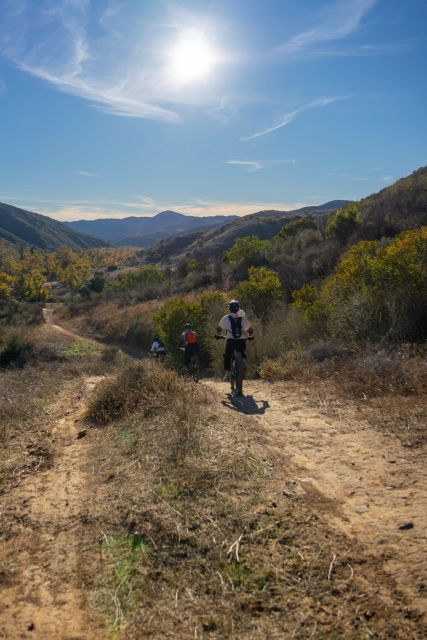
[66,210,237,247]
[358,166,427,238]
[0,202,108,251]
[145,201,348,263]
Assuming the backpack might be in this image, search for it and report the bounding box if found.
[228,315,242,338]
[185,329,198,345]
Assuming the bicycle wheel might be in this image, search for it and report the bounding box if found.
[232,351,244,396]
[189,355,200,382]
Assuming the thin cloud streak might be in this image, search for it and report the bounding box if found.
[276,0,378,54]
[74,170,103,178]
[226,158,296,172]
[226,160,264,172]
[242,98,341,141]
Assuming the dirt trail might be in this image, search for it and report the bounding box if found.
[0,313,107,640]
[206,379,427,620]
[0,375,105,640]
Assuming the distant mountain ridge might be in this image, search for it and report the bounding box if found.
[0,202,108,250]
[65,210,238,247]
[144,201,349,263]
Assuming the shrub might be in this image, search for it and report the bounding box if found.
[323,227,427,343]
[223,235,269,266]
[86,360,184,424]
[325,203,361,243]
[277,216,317,241]
[233,266,282,318]
[0,331,34,368]
[153,298,204,365]
[116,265,165,290]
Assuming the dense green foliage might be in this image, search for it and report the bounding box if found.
[293,227,427,343]
[233,267,282,318]
[223,235,269,266]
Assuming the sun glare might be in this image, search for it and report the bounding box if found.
[169,32,217,84]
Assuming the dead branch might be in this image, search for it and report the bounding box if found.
[328,553,337,580]
[227,531,244,563]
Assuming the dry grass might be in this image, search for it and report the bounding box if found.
[260,344,427,446]
[0,325,124,494]
[82,362,425,639]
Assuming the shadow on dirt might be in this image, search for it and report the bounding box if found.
[222,394,270,415]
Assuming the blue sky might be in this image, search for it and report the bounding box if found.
[0,0,426,220]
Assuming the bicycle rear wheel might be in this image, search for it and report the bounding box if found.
[189,355,200,382]
[231,351,244,396]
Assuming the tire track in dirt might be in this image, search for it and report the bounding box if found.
[0,375,106,640]
[205,379,427,621]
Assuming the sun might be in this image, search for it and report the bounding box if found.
[169,32,217,84]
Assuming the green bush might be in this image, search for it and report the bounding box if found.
[233,266,282,318]
[223,235,269,266]
[153,298,204,366]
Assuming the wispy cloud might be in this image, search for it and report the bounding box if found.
[0,1,231,122]
[74,170,103,178]
[226,160,264,172]
[242,98,341,141]
[226,158,296,172]
[276,0,378,54]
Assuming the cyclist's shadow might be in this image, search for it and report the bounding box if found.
[222,394,269,415]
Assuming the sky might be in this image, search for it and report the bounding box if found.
[0,0,426,221]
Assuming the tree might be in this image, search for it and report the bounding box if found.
[277,216,317,241]
[223,235,269,266]
[117,265,165,289]
[325,203,361,244]
[153,298,204,365]
[49,247,92,289]
[0,272,15,300]
[233,266,282,318]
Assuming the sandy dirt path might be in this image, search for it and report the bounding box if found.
[0,375,106,640]
[0,312,107,640]
[205,378,427,621]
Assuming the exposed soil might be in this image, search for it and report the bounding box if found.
[206,378,427,622]
[1,313,425,638]
[0,374,106,640]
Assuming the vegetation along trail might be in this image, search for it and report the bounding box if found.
[206,378,427,620]
[1,312,425,638]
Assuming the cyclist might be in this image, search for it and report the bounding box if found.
[150,336,166,361]
[179,323,200,372]
[216,300,253,381]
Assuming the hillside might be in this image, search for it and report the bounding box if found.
[358,165,427,236]
[65,210,238,247]
[0,202,108,250]
[144,201,348,263]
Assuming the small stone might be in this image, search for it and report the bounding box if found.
[28,623,35,631]
[76,430,87,439]
[398,522,414,530]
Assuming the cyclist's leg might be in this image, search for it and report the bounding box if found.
[184,346,192,370]
[224,339,233,370]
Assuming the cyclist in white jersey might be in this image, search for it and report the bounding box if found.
[216,300,253,381]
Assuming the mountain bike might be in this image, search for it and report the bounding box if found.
[215,335,253,396]
[178,347,200,382]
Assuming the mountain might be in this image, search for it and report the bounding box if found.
[0,202,109,251]
[144,201,348,263]
[65,210,238,247]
